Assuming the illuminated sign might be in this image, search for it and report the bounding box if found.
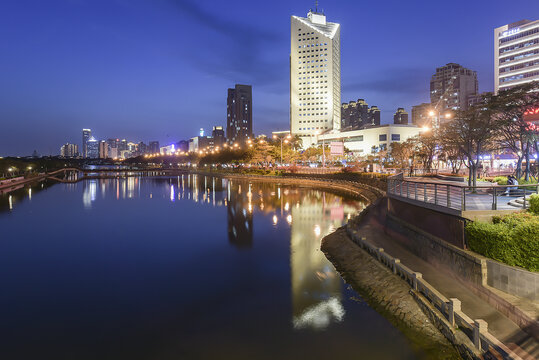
[524,107,539,123]
[500,28,520,37]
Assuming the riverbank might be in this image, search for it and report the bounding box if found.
[321,227,462,359]
[191,170,384,203]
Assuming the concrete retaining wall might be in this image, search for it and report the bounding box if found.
[387,213,487,287]
[487,260,539,301]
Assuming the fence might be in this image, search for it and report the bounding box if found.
[387,175,539,211]
[345,226,523,359]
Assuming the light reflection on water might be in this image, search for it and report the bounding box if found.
[0,175,421,360]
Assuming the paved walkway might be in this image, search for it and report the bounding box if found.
[393,177,536,211]
[353,199,538,359]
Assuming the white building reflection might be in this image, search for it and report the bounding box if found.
[290,192,364,330]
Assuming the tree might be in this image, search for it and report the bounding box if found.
[442,99,498,187]
[389,138,418,172]
[492,81,539,181]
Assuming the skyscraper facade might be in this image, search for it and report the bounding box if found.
[341,99,368,130]
[290,8,341,146]
[226,84,253,145]
[82,129,91,158]
[494,19,539,94]
[87,137,99,159]
[212,126,226,148]
[99,140,108,159]
[149,141,160,154]
[60,143,78,158]
[393,108,409,125]
[430,63,478,112]
[411,103,431,127]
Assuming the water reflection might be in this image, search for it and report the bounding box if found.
[0,174,423,359]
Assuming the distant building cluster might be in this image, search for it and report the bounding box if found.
[61,83,255,159]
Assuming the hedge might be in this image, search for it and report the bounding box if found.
[530,194,539,215]
[466,212,539,271]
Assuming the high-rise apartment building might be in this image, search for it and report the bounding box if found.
[60,143,78,158]
[411,103,431,127]
[87,137,99,159]
[82,129,91,158]
[227,84,253,145]
[393,108,409,125]
[290,8,341,146]
[494,19,539,94]
[212,126,226,148]
[341,99,368,130]
[430,63,478,112]
[149,141,160,154]
[99,140,109,159]
[368,106,381,126]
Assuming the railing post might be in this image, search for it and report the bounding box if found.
[492,187,497,210]
[412,272,422,291]
[424,184,427,202]
[434,184,438,205]
[377,248,384,262]
[447,298,461,327]
[473,319,488,351]
[447,185,451,208]
[406,182,409,198]
[462,187,466,211]
[400,181,402,197]
[391,258,400,274]
[414,183,417,200]
[523,188,527,209]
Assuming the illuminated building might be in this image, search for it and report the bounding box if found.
[60,143,78,158]
[82,128,91,158]
[98,140,109,159]
[317,124,420,155]
[188,136,213,153]
[495,19,539,95]
[411,103,431,127]
[227,84,253,145]
[86,136,99,159]
[393,108,409,125]
[430,63,478,112]
[290,7,341,146]
[212,126,226,148]
[341,99,368,130]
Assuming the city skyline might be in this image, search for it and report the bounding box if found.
[1,0,538,155]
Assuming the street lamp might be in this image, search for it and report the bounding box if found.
[273,133,291,165]
[428,109,452,129]
[314,131,326,167]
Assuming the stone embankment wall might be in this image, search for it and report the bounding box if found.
[321,228,463,360]
[487,261,538,301]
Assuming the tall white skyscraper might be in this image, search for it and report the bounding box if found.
[494,19,539,94]
[290,8,341,146]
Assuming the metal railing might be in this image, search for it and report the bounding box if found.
[345,227,523,359]
[388,175,539,211]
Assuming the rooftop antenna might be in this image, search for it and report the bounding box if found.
[315,0,319,12]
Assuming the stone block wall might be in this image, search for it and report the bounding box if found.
[487,260,538,301]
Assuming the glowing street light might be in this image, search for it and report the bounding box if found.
[273,133,292,165]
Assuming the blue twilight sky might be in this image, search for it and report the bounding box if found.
[1,0,538,156]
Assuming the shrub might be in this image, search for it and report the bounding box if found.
[530,194,539,215]
[466,212,539,271]
[492,176,508,185]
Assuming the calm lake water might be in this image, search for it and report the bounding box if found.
[0,175,421,360]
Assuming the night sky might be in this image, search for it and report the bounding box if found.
[1,0,538,156]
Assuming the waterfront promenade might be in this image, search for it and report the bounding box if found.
[353,198,538,359]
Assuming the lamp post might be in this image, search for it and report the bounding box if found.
[314,131,326,167]
[428,110,452,129]
[273,134,291,165]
